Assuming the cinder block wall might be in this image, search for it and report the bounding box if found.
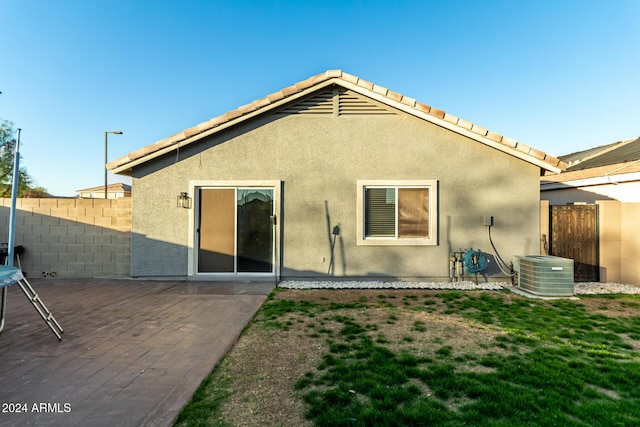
[0,198,131,279]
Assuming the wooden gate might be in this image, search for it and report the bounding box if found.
[550,205,599,282]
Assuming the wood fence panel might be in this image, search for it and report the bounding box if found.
[550,205,598,282]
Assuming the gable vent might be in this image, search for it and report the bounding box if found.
[276,89,334,115]
[338,90,395,115]
[273,87,396,116]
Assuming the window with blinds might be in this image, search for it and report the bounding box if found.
[364,187,429,239]
[364,188,396,237]
[358,180,437,246]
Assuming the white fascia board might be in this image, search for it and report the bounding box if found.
[540,171,640,190]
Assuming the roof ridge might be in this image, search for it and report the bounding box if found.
[108,70,566,172]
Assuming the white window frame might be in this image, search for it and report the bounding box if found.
[356,180,438,246]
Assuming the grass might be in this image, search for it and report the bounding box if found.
[173,374,233,427]
[175,289,640,426]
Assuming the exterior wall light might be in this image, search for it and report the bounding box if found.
[177,192,192,209]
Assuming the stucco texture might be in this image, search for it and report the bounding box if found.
[130,97,541,280]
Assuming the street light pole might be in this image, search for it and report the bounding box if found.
[104,130,123,199]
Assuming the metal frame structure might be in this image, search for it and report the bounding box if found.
[0,129,63,340]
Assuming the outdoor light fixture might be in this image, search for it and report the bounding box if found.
[104,130,123,199]
[177,192,192,209]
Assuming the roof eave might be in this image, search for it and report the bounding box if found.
[110,78,342,174]
[334,79,565,173]
[109,71,565,174]
[541,171,640,190]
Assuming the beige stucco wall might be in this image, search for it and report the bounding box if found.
[130,108,542,280]
[621,203,640,285]
[542,181,640,204]
[539,200,550,255]
[596,200,622,283]
[0,198,131,278]
[597,201,640,285]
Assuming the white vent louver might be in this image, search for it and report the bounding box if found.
[275,88,395,116]
[338,90,395,115]
[277,89,334,115]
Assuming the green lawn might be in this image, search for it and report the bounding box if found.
[175,289,640,426]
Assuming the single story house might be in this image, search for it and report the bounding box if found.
[108,70,565,281]
[76,183,132,199]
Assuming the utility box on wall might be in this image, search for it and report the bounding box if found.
[514,255,574,296]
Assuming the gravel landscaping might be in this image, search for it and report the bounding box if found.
[280,280,640,295]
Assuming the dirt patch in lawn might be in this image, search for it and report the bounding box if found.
[575,296,640,318]
[201,289,640,426]
[214,289,507,426]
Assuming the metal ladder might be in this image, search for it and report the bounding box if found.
[15,276,64,340]
[1,250,64,341]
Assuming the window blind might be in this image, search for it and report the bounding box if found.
[364,188,396,237]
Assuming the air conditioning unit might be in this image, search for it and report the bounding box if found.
[513,256,574,296]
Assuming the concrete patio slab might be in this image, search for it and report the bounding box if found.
[0,279,274,427]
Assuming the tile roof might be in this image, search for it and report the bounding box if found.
[541,160,640,184]
[77,183,132,193]
[558,141,622,167]
[561,137,640,171]
[542,137,640,186]
[108,70,567,174]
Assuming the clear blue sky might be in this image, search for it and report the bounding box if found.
[2,0,639,196]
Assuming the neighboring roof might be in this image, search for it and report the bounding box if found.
[558,141,621,167]
[541,137,640,189]
[108,70,566,174]
[76,183,132,193]
[560,137,640,171]
[541,161,640,183]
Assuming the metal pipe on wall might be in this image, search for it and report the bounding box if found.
[7,128,21,267]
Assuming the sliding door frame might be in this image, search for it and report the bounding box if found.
[187,180,282,281]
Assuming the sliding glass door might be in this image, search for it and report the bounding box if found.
[197,187,274,275]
